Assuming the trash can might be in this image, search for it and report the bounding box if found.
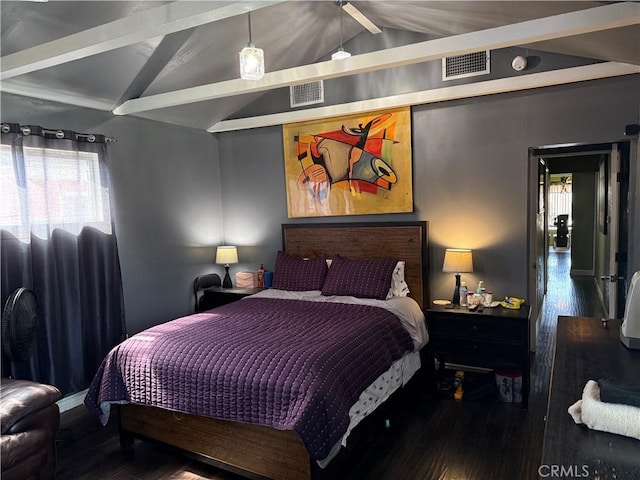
[494,367,522,403]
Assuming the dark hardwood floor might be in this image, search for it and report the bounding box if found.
[55,249,605,480]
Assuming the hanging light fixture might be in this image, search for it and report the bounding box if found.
[332,1,351,60]
[239,11,264,80]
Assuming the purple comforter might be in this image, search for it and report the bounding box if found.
[84,297,413,460]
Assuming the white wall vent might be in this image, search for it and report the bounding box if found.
[442,51,490,81]
[290,81,324,108]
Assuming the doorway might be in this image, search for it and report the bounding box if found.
[548,174,572,253]
[527,141,630,350]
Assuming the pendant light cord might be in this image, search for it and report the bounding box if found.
[339,1,344,49]
[248,11,253,45]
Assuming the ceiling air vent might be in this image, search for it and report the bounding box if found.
[442,51,490,81]
[290,81,324,108]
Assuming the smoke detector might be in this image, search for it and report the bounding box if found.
[511,55,527,72]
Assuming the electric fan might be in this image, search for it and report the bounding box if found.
[1,288,39,363]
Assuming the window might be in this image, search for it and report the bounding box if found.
[1,125,124,395]
[0,141,112,242]
[548,176,572,227]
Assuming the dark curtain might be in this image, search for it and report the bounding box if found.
[1,123,125,395]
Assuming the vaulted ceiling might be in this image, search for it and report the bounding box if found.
[1,1,639,133]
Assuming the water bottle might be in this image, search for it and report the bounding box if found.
[459,282,468,306]
[477,280,486,304]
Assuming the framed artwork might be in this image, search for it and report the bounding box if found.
[282,107,413,218]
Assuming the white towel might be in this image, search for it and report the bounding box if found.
[568,380,640,440]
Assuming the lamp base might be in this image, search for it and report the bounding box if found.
[452,273,461,305]
[223,265,233,288]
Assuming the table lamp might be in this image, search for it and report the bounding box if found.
[442,248,474,305]
[216,246,238,288]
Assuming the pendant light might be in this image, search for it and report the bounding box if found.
[332,1,351,60]
[239,11,264,80]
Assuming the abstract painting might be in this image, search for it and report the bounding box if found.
[282,107,413,218]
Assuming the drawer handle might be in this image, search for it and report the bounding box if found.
[472,325,479,332]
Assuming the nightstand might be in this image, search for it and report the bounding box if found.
[198,287,264,311]
[426,304,531,409]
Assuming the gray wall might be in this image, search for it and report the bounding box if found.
[3,76,639,336]
[1,93,222,334]
[571,171,596,274]
[217,75,640,304]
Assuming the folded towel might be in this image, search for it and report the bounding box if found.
[568,380,640,440]
[598,378,640,408]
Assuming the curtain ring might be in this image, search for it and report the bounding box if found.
[1,124,10,134]
[56,130,65,139]
[87,134,96,143]
[21,126,31,136]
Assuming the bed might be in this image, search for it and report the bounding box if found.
[84,221,429,480]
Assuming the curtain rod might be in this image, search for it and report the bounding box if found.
[1,123,117,143]
[33,127,118,143]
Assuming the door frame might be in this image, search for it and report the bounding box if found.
[526,153,548,351]
[527,140,630,350]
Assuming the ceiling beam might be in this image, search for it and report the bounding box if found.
[0,0,286,81]
[342,2,382,34]
[114,29,195,107]
[0,80,115,111]
[113,2,640,116]
[206,62,639,133]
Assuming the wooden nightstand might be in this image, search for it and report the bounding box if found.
[426,304,531,408]
[198,287,264,311]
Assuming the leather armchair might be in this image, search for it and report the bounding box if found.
[1,378,62,480]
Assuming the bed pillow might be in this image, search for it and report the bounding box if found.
[321,255,398,300]
[386,260,410,299]
[273,251,328,291]
[327,258,410,299]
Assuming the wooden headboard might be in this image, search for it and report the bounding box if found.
[282,221,428,310]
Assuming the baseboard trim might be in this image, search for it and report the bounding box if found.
[57,389,88,413]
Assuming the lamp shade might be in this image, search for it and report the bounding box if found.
[239,44,264,80]
[442,249,473,273]
[216,246,238,265]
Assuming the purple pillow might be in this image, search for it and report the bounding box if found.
[273,251,328,291]
[321,255,398,300]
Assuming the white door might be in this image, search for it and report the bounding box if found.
[606,144,620,319]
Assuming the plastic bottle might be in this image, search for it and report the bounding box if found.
[477,280,486,304]
[467,291,475,306]
[453,370,464,400]
[459,282,468,305]
[257,264,265,288]
[484,290,493,307]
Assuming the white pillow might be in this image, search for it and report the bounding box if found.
[325,259,410,299]
[387,261,410,299]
